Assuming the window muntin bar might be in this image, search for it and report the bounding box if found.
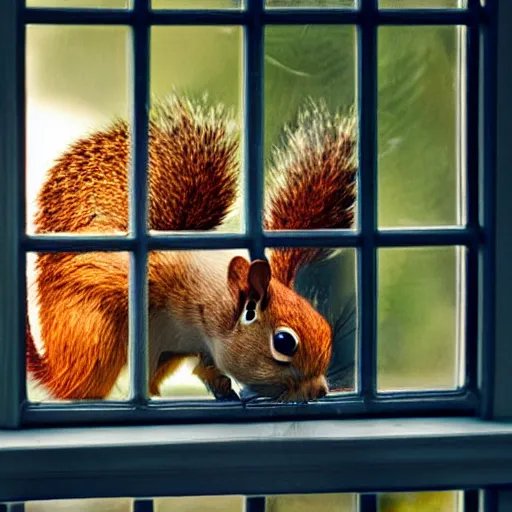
[245,496,266,512]
[463,2,481,392]
[133,499,154,512]
[20,228,480,252]
[359,494,377,512]
[129,0,151,403]
[23,8,480,26]
[358,0,378,400]
[478,0,496,420]
[245,0,265,259]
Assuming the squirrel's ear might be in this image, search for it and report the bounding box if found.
[248,260,271,302]
[227,256,271,307]
[228,256,250,296]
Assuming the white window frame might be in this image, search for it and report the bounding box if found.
[1,0,512,508]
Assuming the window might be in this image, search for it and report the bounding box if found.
[1,0,512,510]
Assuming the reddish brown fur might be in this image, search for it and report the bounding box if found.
[28,97,239,399]
[27,96,356,402]
[266,116,357,288]
[221,273,332,401]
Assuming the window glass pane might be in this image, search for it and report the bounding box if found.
[26,252,130,402]
[150,247,355,402]
[267,494,357,511]
[377,247,462,391]
[378,26,461,227]
[26,25,129,235]
[380,0,465,7]
[264,25,357,231]
[26,0,128,9]
[150,26,242,233]
[153,0,243,7]
[378,491,461,511]
[266,0,354,7]
[26,499,131,511]
[155,496,244,511]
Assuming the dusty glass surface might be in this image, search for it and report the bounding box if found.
[26,25,129,235]
[155,496,244,512]
[378,491,461,511]
[266,0,354,7]
[151,26,242,233]
[267,494,357,511]
[26,499,132,512]
[377,247,461,391]
[264,25,357,231]
[153,0,242,8]
[26,252,131,403]
[26,0,128,8]
[380,0,465,6]
[378,25,461,227]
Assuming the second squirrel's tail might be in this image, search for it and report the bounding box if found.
[148,93,240,232]
[265,99,357,288]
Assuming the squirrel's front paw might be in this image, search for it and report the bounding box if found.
[193,360,240,401]
[210,375,240,401]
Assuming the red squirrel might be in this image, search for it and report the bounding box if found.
[26,94,357,402]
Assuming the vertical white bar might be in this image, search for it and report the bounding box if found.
[0,0,23,429]
[492,0,512,420]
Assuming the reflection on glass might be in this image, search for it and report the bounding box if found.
[378,491,461,512]
[26,25,129,235]
[267,494,357,512]
[26,499,132,512]
[26,252,130,403]
[378,25,461,227]
[264,25,357,230]
[151,26,243,233]
[377,247,460,391]
[155,496,244,512]
[153,0,242,7]
[26,0,128,8]
[380,0,465,6]
[266,0,354,7]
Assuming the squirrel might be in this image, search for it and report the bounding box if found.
[26,94,357,403]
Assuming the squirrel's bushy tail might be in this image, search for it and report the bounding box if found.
[26,310,49,386]
[265,99,357,287]
[149,94,240,231]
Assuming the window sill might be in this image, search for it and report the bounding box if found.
[1,417,512,501]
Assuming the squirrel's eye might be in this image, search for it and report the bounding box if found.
[270,327,299,363]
